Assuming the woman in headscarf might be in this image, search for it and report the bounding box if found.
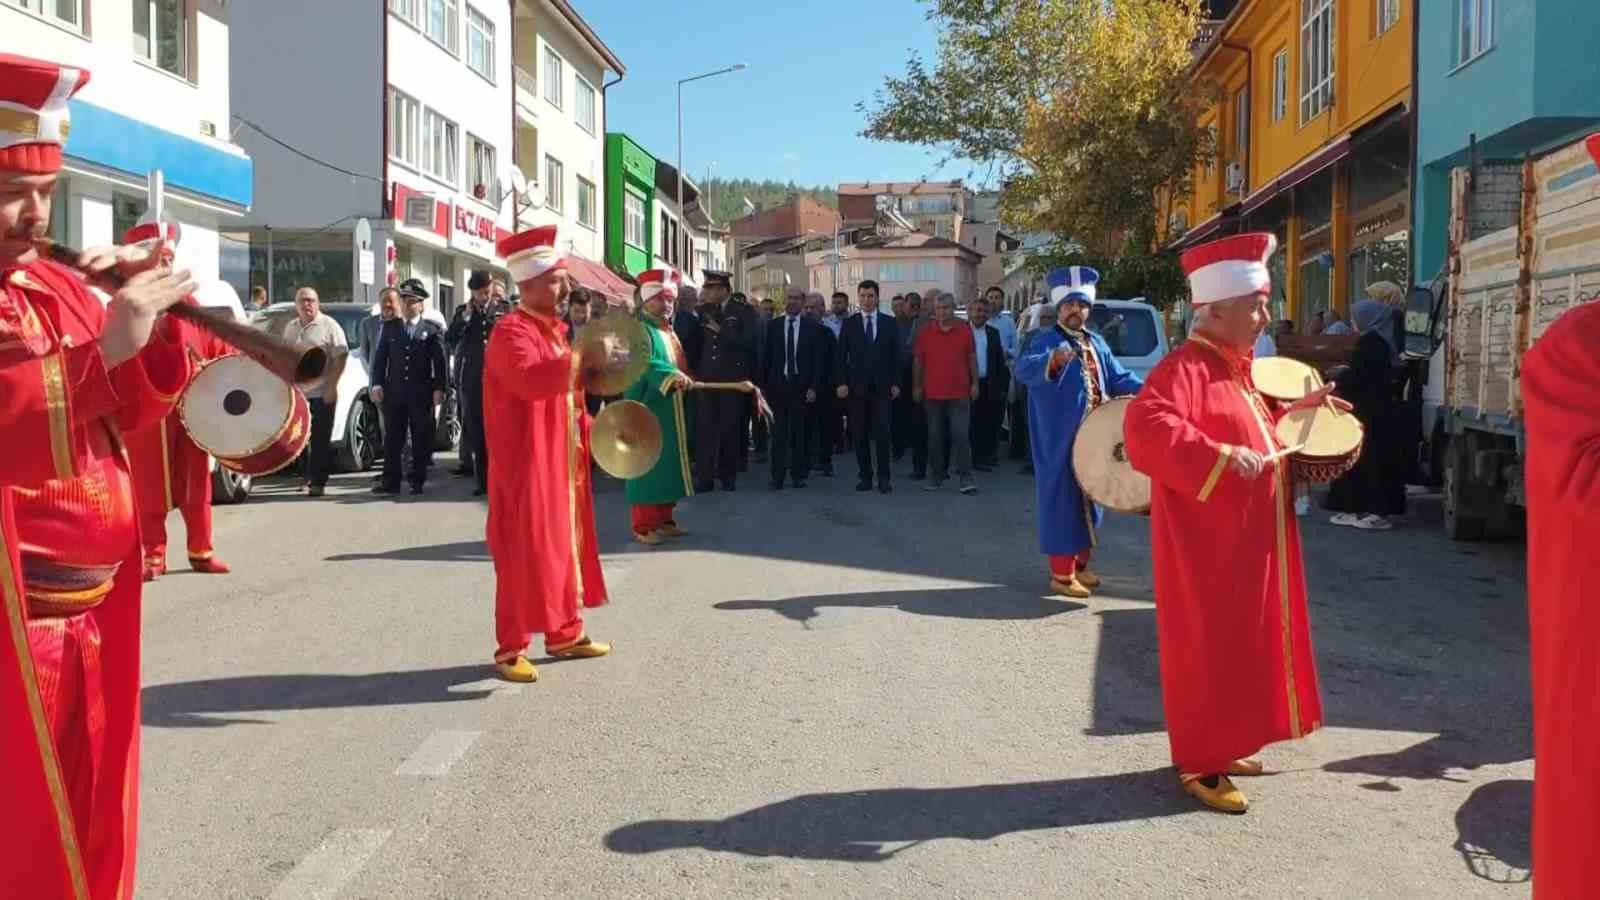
[1324,298,1406,528]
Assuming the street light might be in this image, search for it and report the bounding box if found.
[678,63,746,277]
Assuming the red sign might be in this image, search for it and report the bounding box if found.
[391,182,449,238]
[454,206,496,241]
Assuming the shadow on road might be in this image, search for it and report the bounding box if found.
[142,664,496,727]
[605,768,1188,862]
[326,540,490,563]
[1452,779,1532,884]
[714,586,1084,627]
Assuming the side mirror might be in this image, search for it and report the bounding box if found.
[1402,283,1445,359]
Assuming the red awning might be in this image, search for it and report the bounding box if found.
[565,256,636,307]
[1240,135,1352,216]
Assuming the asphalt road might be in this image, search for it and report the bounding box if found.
[134,452,1533,899]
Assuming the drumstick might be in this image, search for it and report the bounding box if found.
[1262,443,1304,465]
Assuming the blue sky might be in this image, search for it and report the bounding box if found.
[572,1,971,188]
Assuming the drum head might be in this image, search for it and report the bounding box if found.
[1071,398,1151,513]
[180,355,294,458]
[1275,404,1364,459]
[1252,356,1322,401]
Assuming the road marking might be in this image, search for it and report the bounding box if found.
[268,828,390,900]
[395,729,482,777]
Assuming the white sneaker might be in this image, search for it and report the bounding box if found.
[1295,497,1311,517]
[1330,513,1358,527]
[1353,514,1394,530]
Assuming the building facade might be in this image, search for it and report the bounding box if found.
[1413,0,1600,285]
[603,132,654,277]
[1165,0,1413,329]
[7,0,253,288]
[838,181,972,243]
[729,195,841,243]
[806,232,982,302]
[230,0,619,316]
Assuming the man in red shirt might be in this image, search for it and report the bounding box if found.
[913,292,979,494]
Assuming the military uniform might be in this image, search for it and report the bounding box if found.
[372,279,449,494]
[693,270,756,490]
[446,276,510,494]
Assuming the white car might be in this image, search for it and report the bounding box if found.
[251,303,385,473]
[1087,298,1169,382]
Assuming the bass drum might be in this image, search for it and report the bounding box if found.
[179,354,311,476]
[1071,398,1151,514]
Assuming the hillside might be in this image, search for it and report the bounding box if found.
[702,177,836,225]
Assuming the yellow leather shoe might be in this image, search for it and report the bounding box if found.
[1075,570,1102,589]
[1227,758,1264,777]
[657,522,688,538]
[1050,576,1091,600]
[1180,773,1249,814]
[548,636,611,659]
[633,530,663,546]
[495,656,538,683]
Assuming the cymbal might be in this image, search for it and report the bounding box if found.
[574,316,651,395]
[590,400,663,479]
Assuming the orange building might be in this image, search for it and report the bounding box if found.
[1164,0,1413,330]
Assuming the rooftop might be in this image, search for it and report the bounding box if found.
[837,180,966,196]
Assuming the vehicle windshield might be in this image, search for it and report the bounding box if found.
[1088,306,1159,358]
[251,306,369,350]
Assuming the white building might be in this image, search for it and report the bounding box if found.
[5,0,253,286]
[652,161,728,288]
[229,0,621,316]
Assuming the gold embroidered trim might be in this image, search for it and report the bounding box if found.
[672,390,694,498]
[41,350,74,480]
[1197,444,1232,502]
[158,419,173,510]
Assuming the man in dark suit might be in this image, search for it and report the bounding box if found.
[760,286,826,490]
[693,270,756,492]
[803,292,837,477]
[968,296,1011,471]
[370,279,449,496]
[444,271,510,495]
[834,279,901,493]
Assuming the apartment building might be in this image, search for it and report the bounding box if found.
[838,181,972,242]
[806,232,981,302]
[229,0,621,314]
[730,195,841,243]
[6,0,253,287]
[1164,0,1413,329]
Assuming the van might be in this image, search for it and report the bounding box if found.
[1088,298,1169,381]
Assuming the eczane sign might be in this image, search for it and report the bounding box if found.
[451,205,498,260]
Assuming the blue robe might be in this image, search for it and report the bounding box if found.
[1015,326,1143,555]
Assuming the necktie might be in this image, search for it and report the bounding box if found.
[787,318,797,378]
[867,314,875,344]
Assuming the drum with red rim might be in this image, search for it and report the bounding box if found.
[179,354,311,476]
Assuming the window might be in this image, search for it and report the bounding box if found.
[133,0,189,78]
[423,0,459,53]
[1204,123,1218,178]
[660,211,670,258]
[1457,0,1493,66]
[467,134,495,198]
[1300,0,1335,124]
[849,262,864,284]
[1377,0,1400,34]
[544,155,563,214]
[388,88,420,167]
[575,77,597,134]
[9,0,81,30]
[466,6,494,81]
[421,108,459,184]
[1271,48,1289,122]
[543,47,564,109]
[624,190,646,248]
[877,263,905,282]
[388,0,417,23]
[1087,306,1159,358]
[1233,86,1250,163]
[914,262,939,282]
[576,177,596,229]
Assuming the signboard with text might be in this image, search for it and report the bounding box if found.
[450,204,498,260]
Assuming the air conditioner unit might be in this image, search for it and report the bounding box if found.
[1225,162,1245,195]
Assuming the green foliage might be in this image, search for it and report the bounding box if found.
[1026,220,1189,312]
[703,177,836,226]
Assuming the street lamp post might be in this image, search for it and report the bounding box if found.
[678,63,746,277]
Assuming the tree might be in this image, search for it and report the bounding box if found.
[702,177,836,226]
[862,0,1215,286]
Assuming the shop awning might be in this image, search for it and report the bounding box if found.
[1168,209,1238,250]
[1240,135,1352,216]
[566,256,636,307]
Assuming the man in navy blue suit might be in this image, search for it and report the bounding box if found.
[370,279,448,496]
[834,280,902,493]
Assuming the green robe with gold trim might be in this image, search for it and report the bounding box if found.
[623,316,694,505]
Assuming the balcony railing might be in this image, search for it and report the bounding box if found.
[514,65,538,114]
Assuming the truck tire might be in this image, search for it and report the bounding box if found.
[1442,436,1488,541]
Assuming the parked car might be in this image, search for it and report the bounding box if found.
[1087,298,1168,381]
[250,303,460,474]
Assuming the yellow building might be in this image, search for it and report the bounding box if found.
[1165,0,1413,329]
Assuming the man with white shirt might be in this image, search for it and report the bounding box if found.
[968,297,1011,471]
[760,287,826,489]
[283,286,350,496]
[370,278,448,496]
[835,279,903,493]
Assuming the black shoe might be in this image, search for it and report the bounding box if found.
[974,464,994,473]
[820,468,834,477]
[792,479,807,489]
[720,482,737,492]
[307,485,325,497]
[372,484,399,495]
[1020,463,1034,475]
[452,467,472,477]
[471,487,486,497]
[893,449,906,462]
[694,481,715,493]
[753,452,769,464]
[769,480,784,491]
[408,484,424,495]
[856,479,873,492]
[878,483,893,494]
[910,471,925,481]
[737,460,749,473]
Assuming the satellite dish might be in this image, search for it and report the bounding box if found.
[506,166,543,212]
[509,166,528,196]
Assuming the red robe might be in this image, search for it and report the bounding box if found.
[482,308,608,661]
[0,259,189,899]
[123,297,231,565]
[1522,302,1600,899]
[1123,335,1323,774]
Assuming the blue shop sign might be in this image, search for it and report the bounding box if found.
[65,99,253,209]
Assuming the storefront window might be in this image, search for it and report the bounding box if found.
[249,228,355,305]
[1298,254,1333,330]
[1348,229,1410,299]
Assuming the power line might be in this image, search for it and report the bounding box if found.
[231,115,385,184]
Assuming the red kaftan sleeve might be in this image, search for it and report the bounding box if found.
[109,328,190,433]
[1125,352,1236,503]
[484,317,574,403]
[1523,304,1600,515]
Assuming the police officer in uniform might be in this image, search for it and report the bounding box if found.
[693,269,756,491]
[371,278,449,496]
[445,271,510,495]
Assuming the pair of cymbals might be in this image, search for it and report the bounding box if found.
[591,400,662,479]
[574,316,652,395]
